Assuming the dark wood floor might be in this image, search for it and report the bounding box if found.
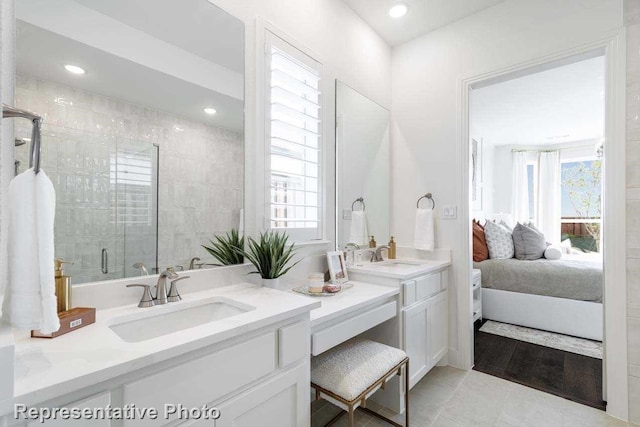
[473,322,605,410]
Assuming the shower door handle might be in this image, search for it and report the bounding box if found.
[101,248,108,274]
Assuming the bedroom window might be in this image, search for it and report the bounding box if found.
[560,158,602,252]
[265,31,323,241]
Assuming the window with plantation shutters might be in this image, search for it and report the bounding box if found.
[265,32,323,241]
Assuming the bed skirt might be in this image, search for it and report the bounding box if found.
[482,288,603,341]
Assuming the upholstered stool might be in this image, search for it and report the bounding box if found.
[311,338,409,426]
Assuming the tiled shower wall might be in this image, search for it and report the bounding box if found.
[14,74,243,283]
[626,0,640,423]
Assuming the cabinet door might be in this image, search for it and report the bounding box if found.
[26,392,111,427]
[427,291,448,367]
[213,364,309,427]
[402,300,429,389]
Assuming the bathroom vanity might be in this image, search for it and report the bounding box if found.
[0,280,319,427]
[348,256,451,407]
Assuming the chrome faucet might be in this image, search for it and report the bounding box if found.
[189,257,201,270]
[133,262,149,276]
[155,268,179,305]
[371,245,390,262]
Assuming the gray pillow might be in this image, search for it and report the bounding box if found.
[512,223,546,260]
[484,220,514,259]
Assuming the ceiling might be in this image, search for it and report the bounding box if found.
[471,56,605,147]
[342,0,505,46]
[15,0,244,131]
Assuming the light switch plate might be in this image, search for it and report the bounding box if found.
[442,205,457,219]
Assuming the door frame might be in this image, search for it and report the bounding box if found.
[457,32,628,420]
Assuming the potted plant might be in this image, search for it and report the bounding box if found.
[238,230,300,288]
[202,229,245,265]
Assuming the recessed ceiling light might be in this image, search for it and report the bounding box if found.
[389,3,408,18]
[203,107,217,115]
[64,64,86,75]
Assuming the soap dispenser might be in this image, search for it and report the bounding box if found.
[369,235,376,248]
[54,258,74,313]
[388,236,397,259]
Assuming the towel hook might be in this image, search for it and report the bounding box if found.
[417,193,435,210]
[351,197,365,212]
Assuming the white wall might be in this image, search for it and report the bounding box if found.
[391,0,623,407]
[625,0,640,423]
[209,0,392,273]
[0,0,15,405]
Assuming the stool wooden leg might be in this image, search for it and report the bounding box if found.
[348,406,355,426]
[405,360,410,427]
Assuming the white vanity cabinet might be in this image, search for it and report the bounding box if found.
[3,318,312,427]
[402,271,448,388]
[348,262,450,412]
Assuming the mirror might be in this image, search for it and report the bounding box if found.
[336,81,390,250]
[14,0,245,284]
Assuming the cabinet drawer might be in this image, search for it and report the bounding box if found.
[403,281,416,306]
[416,273,441,300]
[312,301,397,355]
[123,332,276,427]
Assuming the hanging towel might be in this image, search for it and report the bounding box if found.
[2,168,59,334]
[414,208,435,251]
[349,210,368,246]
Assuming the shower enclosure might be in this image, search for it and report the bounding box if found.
[15,122,159,284]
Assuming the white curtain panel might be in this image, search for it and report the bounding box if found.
[511,151,530,224]
[537,151,561,244]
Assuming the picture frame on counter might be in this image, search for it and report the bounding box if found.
[326,251,349,284]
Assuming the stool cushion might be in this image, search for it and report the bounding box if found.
[311,338,407,401]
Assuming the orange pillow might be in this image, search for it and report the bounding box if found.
[472,220,489,262]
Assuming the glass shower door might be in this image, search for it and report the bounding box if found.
[13,122,159,284]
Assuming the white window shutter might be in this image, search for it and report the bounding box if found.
[265,32,322,241]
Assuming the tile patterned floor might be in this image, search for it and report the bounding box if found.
[311,366,636,426]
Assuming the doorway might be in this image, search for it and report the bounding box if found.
[468,53,606,409]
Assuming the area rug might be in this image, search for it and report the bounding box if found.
[479,320,602,359]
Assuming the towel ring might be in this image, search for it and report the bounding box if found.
[351,197,365,211]
[417,193,435,210]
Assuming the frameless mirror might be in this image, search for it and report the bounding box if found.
[14,0,245,284]
[336,81,390,250]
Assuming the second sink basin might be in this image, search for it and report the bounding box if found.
[369,260,429,268]
[109,298,254,343]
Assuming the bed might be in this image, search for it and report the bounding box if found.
[474,254,603,341]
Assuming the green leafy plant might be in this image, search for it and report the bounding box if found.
[238,230,300,279]
[202,229,245,265]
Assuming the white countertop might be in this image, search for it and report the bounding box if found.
[348,258,451,280]
[297,281,399,329]
[4,283,319,414]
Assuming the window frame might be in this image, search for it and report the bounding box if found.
[263,30,324,242]
[560,156,602,224]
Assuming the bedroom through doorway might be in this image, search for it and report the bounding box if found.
[468,53,606,410]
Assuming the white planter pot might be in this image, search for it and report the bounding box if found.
[261,278,281,288]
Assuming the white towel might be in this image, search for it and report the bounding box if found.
[349,211,368,246]
[2,168,59,334]
[414,208,435,251]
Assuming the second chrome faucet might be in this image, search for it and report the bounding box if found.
[127,268,190,308]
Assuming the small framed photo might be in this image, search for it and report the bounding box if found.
[326,251,349,284]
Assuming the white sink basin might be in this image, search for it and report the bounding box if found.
[368,260,428,268]
[109,298,254,343]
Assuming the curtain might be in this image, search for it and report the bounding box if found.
[537,151,561,244]
[511,151,530,224]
